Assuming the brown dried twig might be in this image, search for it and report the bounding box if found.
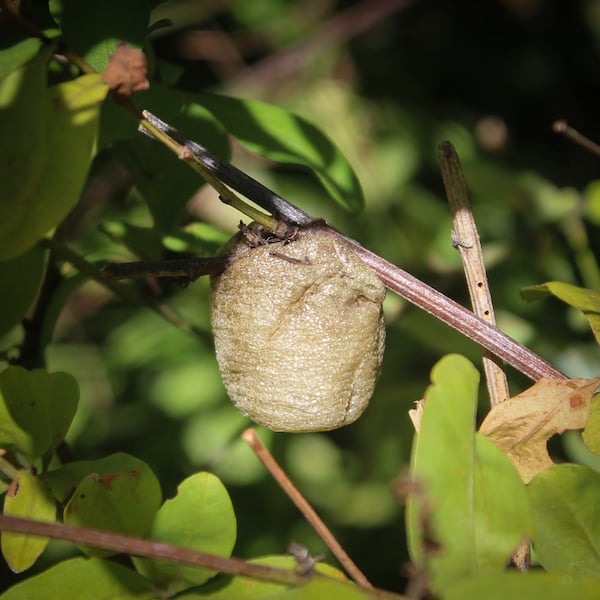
[439,141,511,406]
[242,428,374,591]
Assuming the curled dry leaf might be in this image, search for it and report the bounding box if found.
[103,43,149,97]
[479,377,600,483]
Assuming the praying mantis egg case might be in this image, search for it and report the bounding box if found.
[210,225,386,432]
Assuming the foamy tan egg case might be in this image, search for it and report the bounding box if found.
[210,225,386,432]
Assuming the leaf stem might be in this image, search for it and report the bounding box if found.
[0,454,19,482]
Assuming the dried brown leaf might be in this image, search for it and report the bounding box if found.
[479,377,600,483]
[103,44,149,97]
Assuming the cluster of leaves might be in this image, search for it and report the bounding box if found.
[2,0,600,598]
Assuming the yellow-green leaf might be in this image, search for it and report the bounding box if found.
[133,472,236,593]
[407,355,532,594]
[521,282,600,346]
[583,392,600,455]
[0,65,108,259]
[1,471,56,573]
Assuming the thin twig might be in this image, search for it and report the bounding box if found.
[241,428,374,591]
[100,256,230,281]
[553,119,600,158]
[338,232,566,382]
[0,454,20,482]
[0,514,406,599]
[44,239,211,342]
[0,514,307,586]
[439,141,510,406]
[140,110,314,229]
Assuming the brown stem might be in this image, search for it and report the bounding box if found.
[242,428,374,591]
[0,514,306,585]
[439,141,511,405]
[553,119,600,159]
[338,232,566,382]
[0,515,406,598]
[100,256,230,281]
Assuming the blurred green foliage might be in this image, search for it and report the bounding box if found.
[2,0,600,594]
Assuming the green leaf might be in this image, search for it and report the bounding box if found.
[521,281,600,345]
[189,556,348,599]
[0,30,44,79]
[406,354,532,593]
[183,573,368,600]
[528,464,600,578]
[49,0,150,72]
[1,471,56,573]
[583,393,600,454]
[43,453,162,557]
[43,452,160,502]
[0,367,79,462]
[0,245,46,337]
[198,93,364,213]
[0,556,155,600]
[445,572,600,600]
[0,45,53,257]
[0,65,108,260]
[133,472,236,593]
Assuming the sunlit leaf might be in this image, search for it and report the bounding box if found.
[0,557,154,599]
[407,354,531,594]
[0,367,79,462]
[0,31,44,79]
[480,377,599,482]
[198,93,364,213]
[0,61,108,259]
[133,472,236,593]
[521,281,600,346]
[0,46,53,257]
[1,471,56,573]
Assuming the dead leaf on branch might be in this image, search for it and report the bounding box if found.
[102,44,149,98]
[479,377,600,483]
